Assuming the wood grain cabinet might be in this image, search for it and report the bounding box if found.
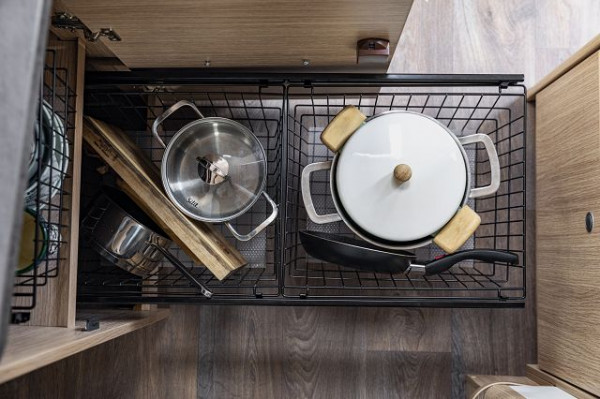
[533,39,600,396]
[57,0,413,69]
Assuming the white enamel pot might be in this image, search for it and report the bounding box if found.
[301,106,501,253]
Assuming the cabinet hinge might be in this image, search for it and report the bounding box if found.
[52,12,122,43]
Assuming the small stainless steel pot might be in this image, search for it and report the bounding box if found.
[82,186,212,298]
[152,100,277,242]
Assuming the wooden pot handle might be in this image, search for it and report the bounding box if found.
[433,205,481,254]
[320,105,366,152]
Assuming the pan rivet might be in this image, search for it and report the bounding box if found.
[586,212,594,233]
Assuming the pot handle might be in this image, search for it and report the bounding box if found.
[423,249,518,276]
[152,245,212,298]
[433,205,481,254]
[152,100,205,149]
[459,134,501,198]
[224,192,278,242]
[406,249,519,276]
[320,105,367,152]
[301,161,343,224]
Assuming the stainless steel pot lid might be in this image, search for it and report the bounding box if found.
[335,111,468,242]
[162,117,267,222]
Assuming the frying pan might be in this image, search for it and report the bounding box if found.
[299,231,518,275]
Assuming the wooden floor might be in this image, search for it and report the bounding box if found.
[1,1,599,399]
[0,306,200,399]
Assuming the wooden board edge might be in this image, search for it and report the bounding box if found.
[0,309,170,385]
[525,364,597,399]
[528,33,600,101]
[60,38,85,328]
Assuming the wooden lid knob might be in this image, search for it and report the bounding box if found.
[394,164,412,184]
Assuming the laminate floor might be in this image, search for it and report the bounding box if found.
[0,306,201,399]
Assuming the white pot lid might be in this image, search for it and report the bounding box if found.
[335,111,467,242]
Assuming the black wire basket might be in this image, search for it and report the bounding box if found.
[12,48,75,318]
[78,74,526,307]
[283,83,526,305]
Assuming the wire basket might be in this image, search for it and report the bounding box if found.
[283,83,526,305]
[78,85,284,301]
[78,74,526,307]
[12,49,75,317]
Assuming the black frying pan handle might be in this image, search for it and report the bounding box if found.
[424,250,519,276]
[153,245,213,298]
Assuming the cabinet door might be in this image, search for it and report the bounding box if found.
[536,51,600,395]
[59,0,412,69]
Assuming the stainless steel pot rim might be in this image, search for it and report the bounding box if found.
[99,186,171,241]
[86,238,156,276]
[160,117,268,222]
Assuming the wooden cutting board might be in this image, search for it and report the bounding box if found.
[83,116,247,280]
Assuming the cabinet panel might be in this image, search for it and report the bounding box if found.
[59,0,412,69]
[536,51,600,395]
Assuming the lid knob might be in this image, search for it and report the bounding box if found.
[393,164,412,184]
[197,154,229,185]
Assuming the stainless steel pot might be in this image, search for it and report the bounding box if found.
[82,186,212,298]
[301,108,501,252]
[151,100,277,242]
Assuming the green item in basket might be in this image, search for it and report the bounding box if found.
[16,209,48,275]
